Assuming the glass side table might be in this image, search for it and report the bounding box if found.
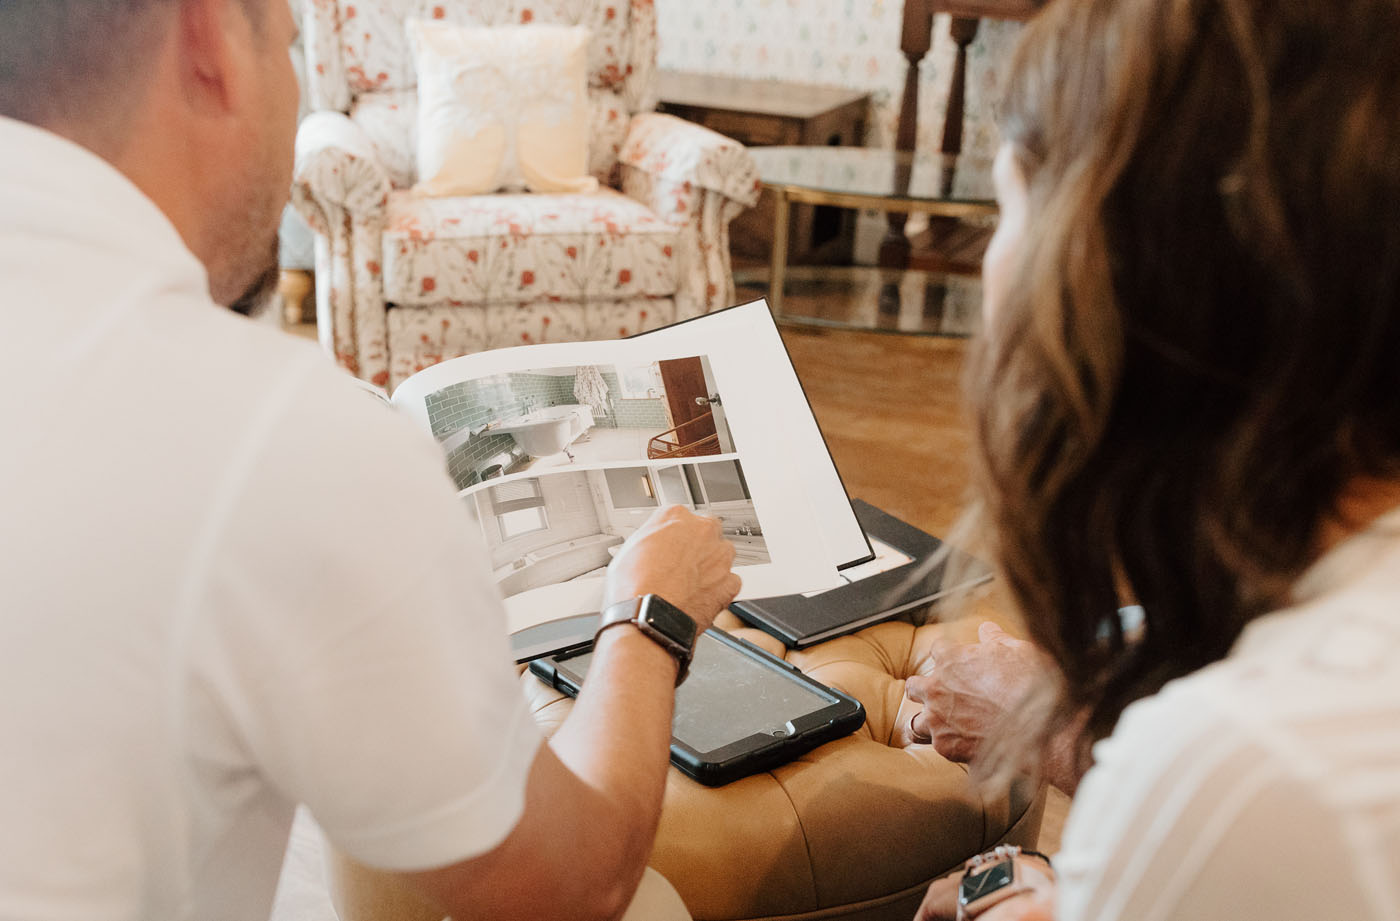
[739,146,996,336]
[735,265,984,337]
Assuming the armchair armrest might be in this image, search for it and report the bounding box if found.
[291,111,392,234]
[619,112,761,209]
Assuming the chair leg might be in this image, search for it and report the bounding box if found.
[279,269,315,327]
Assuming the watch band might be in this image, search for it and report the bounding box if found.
[595,594,697,685]
[964,845,1053,873]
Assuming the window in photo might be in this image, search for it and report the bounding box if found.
[683,460,751,507]
[493,478,549,539]
[699,459,749,503]
[617,361,664,400]
[654,465,691,507]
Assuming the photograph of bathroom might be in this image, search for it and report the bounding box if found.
[473,458,770,599]
[426,356,738,491]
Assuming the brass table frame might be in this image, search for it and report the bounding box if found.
[763,177,998,317]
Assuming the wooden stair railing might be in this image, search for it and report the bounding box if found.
[880,0,1047,272]
[647,412,721,460]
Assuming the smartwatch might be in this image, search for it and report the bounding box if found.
[595,594,698,685]
[956,845,1051,920]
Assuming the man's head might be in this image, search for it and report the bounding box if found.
[1,0,300,308]
[0,0,172,134]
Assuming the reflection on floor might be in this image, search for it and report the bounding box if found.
[519,426,663,470]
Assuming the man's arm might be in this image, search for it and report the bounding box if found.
[402,506,741,921]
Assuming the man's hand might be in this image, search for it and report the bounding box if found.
[603,505,742,633]
[903,622,1047,761]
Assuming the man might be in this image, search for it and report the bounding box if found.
[0,1,739,919]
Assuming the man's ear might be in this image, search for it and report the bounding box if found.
[175,0,255,117]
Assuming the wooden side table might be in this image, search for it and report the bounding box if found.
[656,70,871,263]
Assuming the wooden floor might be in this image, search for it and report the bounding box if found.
[777,324,973,536]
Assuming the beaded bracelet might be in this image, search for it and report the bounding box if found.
[963,844,1054,873]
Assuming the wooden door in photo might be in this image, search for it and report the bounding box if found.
[658,358,719,454]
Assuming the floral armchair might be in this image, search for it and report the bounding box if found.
[292,0,760,388]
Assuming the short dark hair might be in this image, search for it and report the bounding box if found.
[0,0,263,127]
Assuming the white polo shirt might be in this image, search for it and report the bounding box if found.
[0,117,542,921]
[1057,507,1400,920]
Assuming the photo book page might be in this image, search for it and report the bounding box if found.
[389,301,872,636]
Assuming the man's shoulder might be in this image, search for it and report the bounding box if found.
[180,312,436,468]
[237,334,454,507]
[158,313,466,559]
[186,320,495,669]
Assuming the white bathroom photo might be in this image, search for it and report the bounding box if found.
[473,458,771,600]
[425,357,737,492]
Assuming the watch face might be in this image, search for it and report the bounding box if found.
[640,595,698,649]
[959,859,1015,907]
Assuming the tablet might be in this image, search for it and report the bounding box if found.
[529,629,866,786]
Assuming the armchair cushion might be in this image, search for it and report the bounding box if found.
[407,20,598,196]
[349,87,633,191]
[621,112,762,212]
[324,1,646,184]
[381,188,680,306]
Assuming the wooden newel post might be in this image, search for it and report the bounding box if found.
[940,17,981,196]
[879,0,932,270]
[879,1,1043,274]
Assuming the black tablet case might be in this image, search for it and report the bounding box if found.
[529,629,866,786]
[729,499,992,648]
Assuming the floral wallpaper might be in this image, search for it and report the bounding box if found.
[656,0,1024,185]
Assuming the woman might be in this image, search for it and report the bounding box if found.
[911,1,1400,918]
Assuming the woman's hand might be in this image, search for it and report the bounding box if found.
[912,873,961,921]
[913,854,1057,921]
[973,894,1056,921]
[903,622,1048,761]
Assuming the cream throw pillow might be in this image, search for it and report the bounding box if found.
[408,20,599,196]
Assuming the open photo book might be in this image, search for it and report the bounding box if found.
[374,301,875,649]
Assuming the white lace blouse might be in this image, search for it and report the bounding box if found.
[1055,506,1400,920]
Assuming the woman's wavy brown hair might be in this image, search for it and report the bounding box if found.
[969,0,1400,756]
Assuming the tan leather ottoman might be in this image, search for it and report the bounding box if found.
[327,614,1045,921]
